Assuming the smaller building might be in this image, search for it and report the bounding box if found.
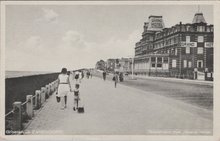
[106,59,116,72]
[95,60,106,71]
[134,54,169,76]
[119,58,132,73]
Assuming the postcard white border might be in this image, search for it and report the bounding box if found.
[1,1,220,141]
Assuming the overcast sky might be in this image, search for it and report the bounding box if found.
[5,4,213,72]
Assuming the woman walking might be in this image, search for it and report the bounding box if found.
[57,68,71,110]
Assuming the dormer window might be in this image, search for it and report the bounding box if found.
[186,26,190,31]
[197,26,205,32]
[210,27,214,32]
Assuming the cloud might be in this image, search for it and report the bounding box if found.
[43,8,59,22]
[6,36,47,71]
[36,8,59,23]
[6,29,142,71]
[25,36,42,48]
[17,36,45,55]
[61,30,86,49]
[91,29,141,59]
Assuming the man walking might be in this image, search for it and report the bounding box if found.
[113,72,119,88]
[103,71,106,81]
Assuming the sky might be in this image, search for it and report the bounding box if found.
[5,4,213,72]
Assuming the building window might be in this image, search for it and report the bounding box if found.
[188,61,192,68]
[197,47,204,54]
[186,26,190,31]
[190,26,195,32]
[172,59,177,68]
[207,35,213,42]
[186,47,190,54]
[163,57,168,63]
[175,48,178,55]
[151,63,156,68]
[183,60,187,68]
[151,57,156,62]
[181,25,186,32]
[207,27,210,32]
[198,36,204,42]
[197,60,203,68]
[157,57,162,63]
[186,36,190,43]
[197,26,205,32]
[157,64,162,68]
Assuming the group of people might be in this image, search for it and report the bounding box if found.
[102,70,120,88]
[56,68,120,111]
[56,68,87,110]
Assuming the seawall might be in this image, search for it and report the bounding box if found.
[5,73,59,113]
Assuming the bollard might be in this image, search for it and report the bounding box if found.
[45,85,49,99]
[35,90,41,109]
[13,102,22,131]
[26,95,33,118]
[50,82,54,93]
[49,83,52,94]
[47,84,51,96]
[40,87,46,105]
[50,83,53,94]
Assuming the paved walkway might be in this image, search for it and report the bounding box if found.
[24,77,212,135]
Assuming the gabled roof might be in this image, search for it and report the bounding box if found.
[192,13,206,24]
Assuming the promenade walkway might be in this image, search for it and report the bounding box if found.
[24,77,212,135]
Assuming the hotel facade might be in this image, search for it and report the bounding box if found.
[134,13,213,80]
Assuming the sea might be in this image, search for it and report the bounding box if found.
[5,71,55,78]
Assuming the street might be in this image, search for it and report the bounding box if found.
[24,76,212,135]
[96,72,213,110]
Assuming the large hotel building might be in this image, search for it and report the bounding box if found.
[134,12,213,80]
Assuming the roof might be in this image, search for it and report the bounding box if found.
[192,13,206,24]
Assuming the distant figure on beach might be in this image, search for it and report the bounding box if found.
[113,72,119,88]
[57,68,71,110]
[103,71,106,81]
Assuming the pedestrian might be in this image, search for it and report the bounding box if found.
[113,72,119,88]
[90,71,93,78]
[81,70,84,79]
[79,71,83,83]
[103,71,106,81]
[74,71,79,83]
[86,71,90,79]
[57,68,71,110]
[73,84,80,111]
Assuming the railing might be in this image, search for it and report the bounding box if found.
[5,79,59,135]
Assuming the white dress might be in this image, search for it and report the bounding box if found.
[57,74,70,97]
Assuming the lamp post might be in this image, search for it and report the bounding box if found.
[127,55,134,79]
[131,57,134,79]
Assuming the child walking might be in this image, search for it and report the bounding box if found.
[73,84,80,111]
